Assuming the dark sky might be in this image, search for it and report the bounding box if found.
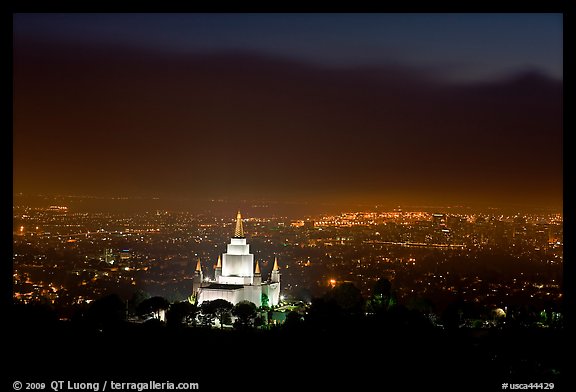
[13,13,563,210]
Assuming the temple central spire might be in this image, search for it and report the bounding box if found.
[234,211,244,238]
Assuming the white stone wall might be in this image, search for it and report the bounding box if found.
[222,253,254,278]
[198,288,242,304]
[263,282,280,306]
[197,285,266,307]
[218,275,253,285]
[244,285,262,307]
[227,244,251,254]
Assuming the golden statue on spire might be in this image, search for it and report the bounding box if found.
[234,211,244,238]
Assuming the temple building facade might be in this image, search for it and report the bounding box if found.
[192,211,281,307]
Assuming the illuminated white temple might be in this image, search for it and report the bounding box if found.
[193,211,281,307]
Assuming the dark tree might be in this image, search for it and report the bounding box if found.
[85,294,126,329]
[137,296,170,321]
[13,301,58,328]
[211,299,234,328]
[324,282,364,314]
[128,289,150,316]
[407,297,435,315]
[254,314,265,328]
[373,278,392,298]
[441,299,465,330]
[232,301,258,329]
[305,297,343,329]
[199,301,215,327]
[200,299,234,328]
[283,310,304,331]
[293,287,312,303]
[166,301,198,327]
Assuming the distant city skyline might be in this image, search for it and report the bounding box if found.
[13,13,563,210]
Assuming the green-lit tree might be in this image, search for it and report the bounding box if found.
[366,278,394,315]
[261,293,269,309]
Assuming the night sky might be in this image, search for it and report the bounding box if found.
[13,13,563,210]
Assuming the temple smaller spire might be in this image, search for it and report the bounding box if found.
[271,257,280,284]
[214,255,222,282]
[234,211,245,238]
[192,258,203,296]
[254,261,261,274]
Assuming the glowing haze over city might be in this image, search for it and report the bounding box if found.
[14,13,562,211]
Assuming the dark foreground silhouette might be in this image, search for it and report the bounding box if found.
[9,301,564,392]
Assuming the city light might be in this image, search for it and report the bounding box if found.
[13,199,561,312]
